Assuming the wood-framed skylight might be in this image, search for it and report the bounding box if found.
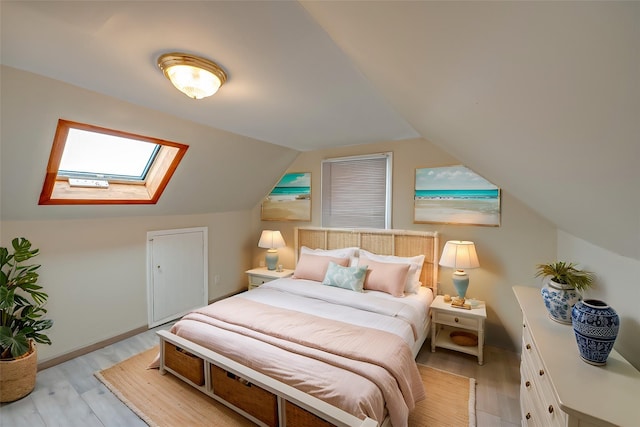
[39,119,189,205]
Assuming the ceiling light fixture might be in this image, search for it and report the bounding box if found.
[157,52,227,99]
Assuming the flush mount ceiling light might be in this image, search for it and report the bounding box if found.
[157,52,227,99]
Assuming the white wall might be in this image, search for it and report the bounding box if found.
[557,230,640,369]
[252,138,558,351]
[1,211,253,363]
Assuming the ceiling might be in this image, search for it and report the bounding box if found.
[1,1,638,260]
[0,1,419,151]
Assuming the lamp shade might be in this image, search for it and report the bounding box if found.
[258,230,286,249]
[439,241,480,270]
[439,241,479,299]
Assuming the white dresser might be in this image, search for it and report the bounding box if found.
[513,286,640,427]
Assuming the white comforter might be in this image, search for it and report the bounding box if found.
[243,277,432,350]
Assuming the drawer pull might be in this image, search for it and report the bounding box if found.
[539,369,545,376]
[525,381,531,388]
[548,405,554,414]
[526,344,531,350]
[525,413,531,420]
[454,317,459,323]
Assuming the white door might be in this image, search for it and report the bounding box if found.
[147,227,208,327]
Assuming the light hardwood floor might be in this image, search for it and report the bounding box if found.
[1,324,521,427]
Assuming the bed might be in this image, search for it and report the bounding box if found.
[156,227,439,427]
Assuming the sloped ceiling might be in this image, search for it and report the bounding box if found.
[1,1,638,260]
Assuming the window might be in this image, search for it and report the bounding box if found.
[58,128,160,182]
[321,153,392,229]
[39,120,188,205]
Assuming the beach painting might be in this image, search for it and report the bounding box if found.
[261,172,311,221]
[414,165,500,226]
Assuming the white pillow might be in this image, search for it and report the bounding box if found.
[358,249,425,293]
[300,246,358,260]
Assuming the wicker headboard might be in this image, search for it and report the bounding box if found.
[294,227,439,295]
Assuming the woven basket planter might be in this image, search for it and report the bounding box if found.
[0,340,37,403]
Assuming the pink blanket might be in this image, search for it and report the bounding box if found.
[170,297,425,427]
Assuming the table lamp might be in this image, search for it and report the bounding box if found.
[439,240,480,301]
[258,230,286,270]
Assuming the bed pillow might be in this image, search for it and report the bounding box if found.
[359,256,411,297]
[358,249,425,294]
[300,245,359,267]
[321,261,368,292]
[293,253,350,282]
[300,246,358,259]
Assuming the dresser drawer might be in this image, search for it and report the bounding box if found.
[529,359,565,426]
[432,311,480,330]
[521,322,567,427]
[520,363,544,427]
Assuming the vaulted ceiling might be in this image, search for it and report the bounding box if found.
[1,1,638,260]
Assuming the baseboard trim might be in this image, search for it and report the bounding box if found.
[36,291,245,371]
[37,325,149,371]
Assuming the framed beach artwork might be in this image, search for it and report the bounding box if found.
[261,172,311,221]
[414,165,500,226]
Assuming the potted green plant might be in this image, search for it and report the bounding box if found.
[0,237,53,402]
[535,261,595,324]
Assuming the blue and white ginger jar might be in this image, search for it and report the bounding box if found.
[541,279,581,324]
[571,299,619,366]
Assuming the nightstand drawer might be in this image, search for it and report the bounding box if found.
[249,275,272,287]
[246,268,294,291]
[433,311,480,330]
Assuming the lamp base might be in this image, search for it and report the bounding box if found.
[452,270,470,300]
[265,250,278,271]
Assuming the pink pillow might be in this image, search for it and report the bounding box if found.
[359,256,410,297]
[358,249,425,293]
[293,253,350,282]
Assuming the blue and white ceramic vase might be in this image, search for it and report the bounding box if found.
[571,299,619,366]
[541,279,581,324]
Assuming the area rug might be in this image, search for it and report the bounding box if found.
[95,346,476,427]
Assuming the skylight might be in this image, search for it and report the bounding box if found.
[58,128,160,182]
[39,120,189,205]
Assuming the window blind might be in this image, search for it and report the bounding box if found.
[321,153,391,229]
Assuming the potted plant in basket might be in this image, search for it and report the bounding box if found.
[535,261,594,324]
[0,237,53,402]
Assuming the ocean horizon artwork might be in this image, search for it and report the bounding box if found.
[261,172,311,221]
[414,165,500,226]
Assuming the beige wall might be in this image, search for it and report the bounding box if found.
[0,66,297,364]
[1,211,254,363]
[252,138,558,351]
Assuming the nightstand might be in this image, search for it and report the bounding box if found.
[245,267,294,290]
[430,295,487,365]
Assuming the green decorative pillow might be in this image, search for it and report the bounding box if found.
[321,261,368,292]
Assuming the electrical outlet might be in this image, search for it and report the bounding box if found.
[214,274,220,286]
